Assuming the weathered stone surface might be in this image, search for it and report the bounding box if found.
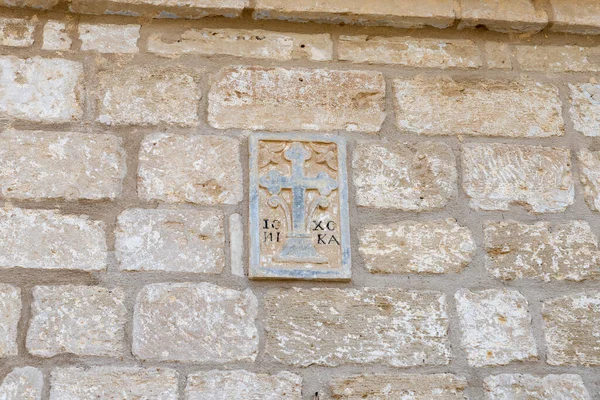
[0,284,20,357]
[27,285,127,357]
[0,56,83,122]
[484,374,590,399]
[42,21,71,51]
[486,220,600,281]
[359,219,475,274]
[353,141,457,210]
[50,367,178,400]
[115,208,224,273]
[579,149,600,211]
[0,18,35,47]
[485,42,512,69]
[455,289,538,367]
[0,0,57,9]
[186,370,302,400]
[549,0,600,34]
[543,291,600,365]
[133,283,258,362]
[338,36,481,68]
[0,367,43,400]
[230,213,244,277]
[394,77,563,137]
[570,83,600,137]
[79,23,140,53]
[96,66,200,126]
[253,0,456,29]
[462,144,574,213]
[329,374,468,399]
[0,131,126,201]
[459,0,548,32]
[149,28,332,61]
[514,45,600,72]
[208,66,385,132]
[264,288,449,367]
[138,133,242,205]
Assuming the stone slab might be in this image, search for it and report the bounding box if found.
[0,284,20,357]
[0,367,43,400]
[484,374,590,399]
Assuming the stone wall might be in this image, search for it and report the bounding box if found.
[0,1,600,399]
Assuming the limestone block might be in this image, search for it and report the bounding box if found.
[515,45,600,72]
[459,0,548,32]
[549,0,600,34]
[485,42,512,69]
[79,23,140,53]
[579,149,600,211]
[0,0,57,8]
[0,284,20,357]
[0,18,35,47]
[484,374,590,399]
[570,83,600,136]
[42,21,71,51]
[0,368,43,400]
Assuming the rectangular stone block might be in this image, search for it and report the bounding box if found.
[264,288,449,367]
[0,56,83,123]
[0,18,35,47]
[570,83,600,137]
[485,220,600,281]
[455,289,537,367]
[115,208,224,274]
[329,374,467,399]
[543,291,600,365]
[208,66,385,132]
[96,66,200,126]
[27,286,127,358]
[0,131,126,201]
[138,133,242,205]
[0,0,57,8]
[459,0,547,32]
[0,284,20,358]
[550,0,600,34]
[484,374,590,399]
[253,0,456,29]
[149,28,332,61]
[338,36,481,68]
[42,21,71,51]
[0,367,43,400]
[133,283,258,363]
[578,149,600,211]
[0,208,106,271]
[249,134,351,280]
[353,141,457,210]
[359,219,475,274]
[462,144,574,213]
[394,77,563,137]
[485,42,512,69]
[514,45,600,72]
[186,370,302,400]
[50,367,178,400]
[79,23,140,53]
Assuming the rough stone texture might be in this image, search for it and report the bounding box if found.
[462,143,574,213]
[455,289,538,367]
[0,56,83,123]
[208,66,385,132]
[543,291,600,366]
[115,208,225,273]
[0,284,20,357]
[484,374,591,399]
[329,374,468,399]
[79,23,140,53]
[49,367,178,400]
[458,0,548,32]
[0,208,106,271]
[185,370,302,400]
[514,45,600,72]
[253,0,456,29]
[96,65,200,126]
[0,367,43,400]
[394,77,563,137]
[0,18,35,47]
[570,83,600,137]
[578,149,600,211]
[549,0,600,34]
[133,283,259,363]
[26,285,127,357]
[485,42,512,69]
[352,141,457,210]
[264,288,449,367]
[42,21,71,51]
[0,0,57,8]
[149,28,332,61]
[229,213,244,277]
[0,130,126,201]
[359,219,475,274]
[138,133,242,205]
[338,36,481,68]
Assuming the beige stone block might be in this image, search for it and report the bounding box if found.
[0,0,56,9]
[484,374,590,399]
[459,0,548,32]
[0,285,20,358]
[359,219,475,274]
[0,367,43,400]
[0,208,106,271]
[515,45,600,72]
[456,288,538,367]
[70,0,248,18]
[133,283,259,362]
[570,83,600,137]
[264,288,449,367]
[0,18,35,47]
[208,66,385,132]
[185,370,302,399]
[138,133,242,205]
[485,42,512,69]
[579,149,600,211]
[115,208,224,273]
[394,77,563,137]
[26,286,127,357]
[42,21,71,51]
[352,141,457,210]
[79,23,140,53]
[485,220,600,281]
[550,0,600,34]
[462,144,574,213]
[543,291,600,365]
[149,28,332,61]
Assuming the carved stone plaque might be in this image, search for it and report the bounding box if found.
[249,134,351,280]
